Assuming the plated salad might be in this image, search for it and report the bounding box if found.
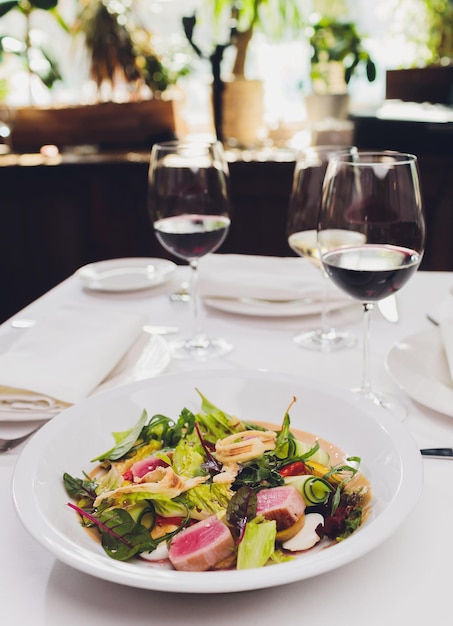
[64,390,371,571]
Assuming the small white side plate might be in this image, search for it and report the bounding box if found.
[386,326,453,417]
[76,258,177,292]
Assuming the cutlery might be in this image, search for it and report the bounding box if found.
[426,314,439,326]
[0,425,42,453]
[377,294,399,323]
[420,448,453,459]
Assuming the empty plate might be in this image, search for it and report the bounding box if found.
[386,326,453,417]
[76,258,177,292]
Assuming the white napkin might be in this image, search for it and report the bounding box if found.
[438,295,453,381]
[198,253,346,302]
[0,304,147,406]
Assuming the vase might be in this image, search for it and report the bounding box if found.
[221,78,265,147]
[304,92,350,124]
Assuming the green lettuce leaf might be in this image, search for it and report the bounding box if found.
[172,439,204,478]
[237,518,277,570]
[94,465,124,496]
[182,483,231,520]
[105,490,188,517]
[194,389,245,442]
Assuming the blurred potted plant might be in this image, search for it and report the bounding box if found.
[74,0,190,101]
[422,0,453,64]
[1,0,192,151]
[0,0,65,103]
[305,15,376,122]
[385,0,453,105]
[184,0,306,146]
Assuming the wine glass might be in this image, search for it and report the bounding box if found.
[147,139,233,360]
[318,150,426,419]
[287,145,358,351]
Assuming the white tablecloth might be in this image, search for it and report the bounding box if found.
[1,261,451,625]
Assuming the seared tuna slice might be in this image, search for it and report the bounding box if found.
[256,485,306,530]
[168,515,235,572]
[123,456,169,482]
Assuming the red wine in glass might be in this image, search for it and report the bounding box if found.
[148,140,233,360]
[318,151,426,420]
[322,244,421,301]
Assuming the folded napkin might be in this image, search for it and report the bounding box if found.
[438,296,453,381]
[198,253,347,302]
[0,304,147,406]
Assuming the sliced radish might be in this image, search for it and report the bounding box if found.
[282,513,324,552]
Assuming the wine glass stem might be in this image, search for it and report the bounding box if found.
[320,272,333,335]
[360,302,374,395]
[189,260,204,341]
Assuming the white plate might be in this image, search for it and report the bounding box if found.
[204,296,353,318]
[386,327,453,417]
[12,369,422,593]
[76,258,177,292]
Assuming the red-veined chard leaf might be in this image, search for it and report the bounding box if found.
[63,472,97,501]
[194,421,223,475]
[98,508,157,560]
[67,502,157,561]
[226,486,257,543]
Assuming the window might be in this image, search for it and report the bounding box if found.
[0,0,442,137]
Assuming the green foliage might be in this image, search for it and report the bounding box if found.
[198,0,307,77]
[309,16,376,91]
[211,0,306,40]
[421,0,453,62]
[74,0,191,95]
[0,0,58,16]
[0,0,63,94]
[0,1,20,17]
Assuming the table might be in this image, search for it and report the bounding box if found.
[1,262,452,625]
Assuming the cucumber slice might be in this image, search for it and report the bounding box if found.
[284,475,333,505]
[294,439,330,465]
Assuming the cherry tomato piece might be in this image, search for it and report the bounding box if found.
[278,461,309,477]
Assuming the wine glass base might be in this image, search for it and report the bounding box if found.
[169,336,233,360]
[352,387,407,421]
[293,328,356,352]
